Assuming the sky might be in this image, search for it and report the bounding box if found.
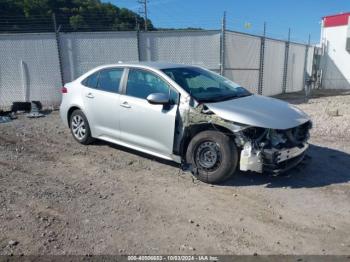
[105,0,350,44]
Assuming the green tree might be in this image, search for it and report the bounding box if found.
[0,0,155,32]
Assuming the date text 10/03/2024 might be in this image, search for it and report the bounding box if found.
[128,256,219,261]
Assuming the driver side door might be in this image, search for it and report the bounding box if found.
[118,68,179,158]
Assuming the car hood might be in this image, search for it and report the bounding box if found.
[205,94,310,130]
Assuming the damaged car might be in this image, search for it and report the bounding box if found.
[60,62,312,184]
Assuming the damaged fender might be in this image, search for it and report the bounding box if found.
[175,95,312,174]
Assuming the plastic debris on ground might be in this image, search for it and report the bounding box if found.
[0,116,12,123]
[27,101,45,118]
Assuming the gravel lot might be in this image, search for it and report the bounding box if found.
[0,89,350,255]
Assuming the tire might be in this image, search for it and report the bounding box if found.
[69,109,94,145]
[186,130,238,184]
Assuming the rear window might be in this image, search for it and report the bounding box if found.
[82,68,124,93]
[82,72,99,88]
[97,69,123,93]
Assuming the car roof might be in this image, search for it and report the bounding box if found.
[95,61,199,70]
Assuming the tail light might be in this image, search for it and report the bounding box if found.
[61,86,68,93]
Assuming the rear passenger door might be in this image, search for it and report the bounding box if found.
[119,68,179,157]
[82,68,124,139]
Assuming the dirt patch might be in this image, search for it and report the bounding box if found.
[0,90,350,255]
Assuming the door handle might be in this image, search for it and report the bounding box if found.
[86,93,94,98]
[120,101,131,108]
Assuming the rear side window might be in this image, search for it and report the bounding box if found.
[97,69,123,93]
[82,72,99,88]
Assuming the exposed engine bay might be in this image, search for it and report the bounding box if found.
[235,121,312,173]
[177,99,312,174]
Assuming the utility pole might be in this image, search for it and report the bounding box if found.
[52,13,64,86]
[138,0,149,31]
[258,22,266,95]
[282,28,291,94]
[220,11,226,76]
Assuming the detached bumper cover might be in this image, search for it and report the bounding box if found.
[262,143,309,173]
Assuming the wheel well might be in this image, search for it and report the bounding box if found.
[67,106,80,127]
[180,123,235,159]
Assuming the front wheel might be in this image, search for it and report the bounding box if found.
[186,130,238,184]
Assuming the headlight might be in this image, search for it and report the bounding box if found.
[242,127,267,140]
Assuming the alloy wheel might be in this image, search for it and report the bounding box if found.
[71,115,86,140]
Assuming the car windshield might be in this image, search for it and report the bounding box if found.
[162,67,251,103]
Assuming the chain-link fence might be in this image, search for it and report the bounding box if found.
[262,39,286,96]
[59,31,139,83]
[285,43,307,93]
[139,30,221,72]
[0,33,62,109]
[224,31,261,94]
[0,28,314,109]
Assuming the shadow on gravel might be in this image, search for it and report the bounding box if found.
[41,109,53,115]
[93,140,350,189]
[224,144,350,189]
[92,139,180,168]
[275,89,350,105]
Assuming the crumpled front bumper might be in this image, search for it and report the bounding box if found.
[262,143,309,174]
[239,142,310,174]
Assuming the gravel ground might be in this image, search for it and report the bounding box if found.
[0,89,349,255]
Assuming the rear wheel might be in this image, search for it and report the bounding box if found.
[70,110,94,145]
[186,130,238,184]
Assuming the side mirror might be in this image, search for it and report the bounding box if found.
[146,93,170,105]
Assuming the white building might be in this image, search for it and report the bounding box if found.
[320,12,350,89]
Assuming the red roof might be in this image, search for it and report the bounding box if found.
[323,13,350,27]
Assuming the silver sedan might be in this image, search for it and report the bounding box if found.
[60,62,312,184]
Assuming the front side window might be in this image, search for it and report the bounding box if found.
[162,67,251,103]
[97,68,124,93]
[126,69,173,100]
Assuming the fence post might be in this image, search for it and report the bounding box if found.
[258,22,266,95]
[303,34,311,100]
[282,28,291,94]
[20,60,29,102]
[52,13,64,86]
[303,34,311,90]
[220,11,226,76]
[136,22,142,62]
